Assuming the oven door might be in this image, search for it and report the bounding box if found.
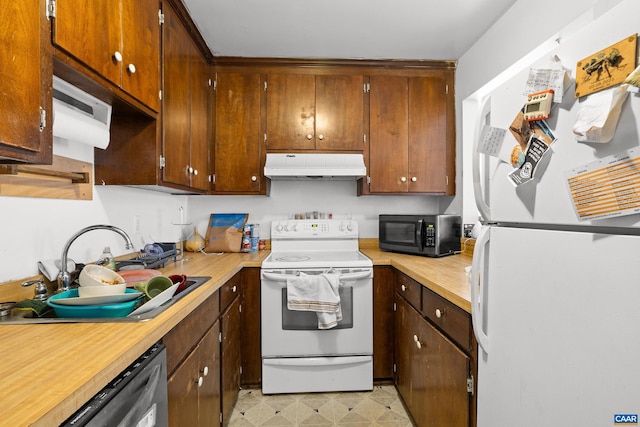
[261,268,373,358]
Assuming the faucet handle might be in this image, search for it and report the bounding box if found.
[22,278,50,301]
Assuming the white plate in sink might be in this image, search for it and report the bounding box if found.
[128,283,179,316]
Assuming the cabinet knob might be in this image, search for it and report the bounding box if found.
[251,175,257,182]
[127,63,136,74]
[113,51,123,62]
[413,334,418,342]
[400,176,407,182]
[188,166,194,174]
[193,169,198,176]
[318,134,324,140]
[197,376,204,387]
[411,176,417,182]
[232,285,237,293]
[416,340,422,349]
[435,308,443,318]
[306,134,313,140]
[401,284,406,292]
[201,366,209,377]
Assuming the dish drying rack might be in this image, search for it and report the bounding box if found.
[115,242,178,270]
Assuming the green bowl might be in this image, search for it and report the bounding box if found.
[47,289,142,318]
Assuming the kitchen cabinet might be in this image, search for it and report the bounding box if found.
[265,73,364,151]
[162,2,211,192]
[367,72,455,195]
[240,268,262,386]
[221,285,241,425]
[373,266,394,380]
[165,292,221,427]
[394,272,474,427]
[212,72,265,194]
[53,0,160,111]
[0,0,52,164]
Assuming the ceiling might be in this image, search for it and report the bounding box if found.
[181,0,518,61]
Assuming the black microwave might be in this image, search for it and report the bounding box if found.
[379,214,461,257]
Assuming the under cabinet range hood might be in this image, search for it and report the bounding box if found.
[264,153,366,180]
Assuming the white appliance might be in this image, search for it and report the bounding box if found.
[260,219,373,394]
[471,2,640,426]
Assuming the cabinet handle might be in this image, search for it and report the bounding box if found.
[232,285,237,293]
[201,366,209,377]
[113,51,123,62]
[400,176,407,182]
[251,176,257,182]
[197,376,204,387]
[306,134,313,140]
[401,284,406,292]
[435,308,443,318]
[318,134,324,140]
[411,176,417,182]
[127,63,136,74]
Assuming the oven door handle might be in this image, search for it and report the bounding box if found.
[263,355,371,367]
[261,270,372,282]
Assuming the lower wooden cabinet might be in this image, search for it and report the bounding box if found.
[221,294,241,425]
[394,275,475,427]
[373,266,394,380]
[240,268,262,386]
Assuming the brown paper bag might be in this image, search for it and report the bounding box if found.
[204,213,248,253]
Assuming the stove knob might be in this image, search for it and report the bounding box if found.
[339,222,346,231]
[275,223,283,232]
[284,223,290,231]
[347,223,354,232]
[291,223,299,232]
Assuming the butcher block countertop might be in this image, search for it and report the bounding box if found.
[0,240,473,426]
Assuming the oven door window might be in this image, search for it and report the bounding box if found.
[281,287,353,330]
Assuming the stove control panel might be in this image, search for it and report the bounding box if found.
[271,219,358,238]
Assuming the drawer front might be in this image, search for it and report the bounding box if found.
[220,272,241,312]
[422,287,472,352]
[164,290,220,375]
[395,272,421,311]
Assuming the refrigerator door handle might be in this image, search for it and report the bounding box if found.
[472,95,492,222]
[471,225,490,354]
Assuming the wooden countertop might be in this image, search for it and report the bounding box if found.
[0,242,473,426]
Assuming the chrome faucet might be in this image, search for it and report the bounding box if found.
[57,225,134,292]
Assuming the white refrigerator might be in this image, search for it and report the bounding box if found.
[471,1,640,426]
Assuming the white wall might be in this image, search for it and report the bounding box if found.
[456,0,624,224]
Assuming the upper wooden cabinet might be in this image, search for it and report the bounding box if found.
[0,0,52,164]
[367,72,455,195]
[266,73,364,151]
[212,72,265,194]
[161,2,210,192]
[53,0,160,111]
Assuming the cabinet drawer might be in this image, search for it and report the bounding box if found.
[422,287,472,352]
[395,273,421,311]
[220,272,241,312]
[164,291,220,375]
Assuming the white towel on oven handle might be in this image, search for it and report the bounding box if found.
[286,272,342,329]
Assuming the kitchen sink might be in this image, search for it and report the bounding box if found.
[0,276,211,325]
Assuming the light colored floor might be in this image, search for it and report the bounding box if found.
[228,385,413,426]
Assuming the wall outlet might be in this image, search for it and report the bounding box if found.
[463,224,474,238]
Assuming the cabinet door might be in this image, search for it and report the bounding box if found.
[266,73,315,150]
[240,268,262,386]
[373,266,394,380]
[214,72,263,193]
[55,0,121,85]
[168,345,200,427]
[394,294,414,409]
[199,321,221,427]
[420,320,470,427]
[408,76,449,193]
[121,0,160,111]
[189,49,211,191]
[0,0,52,163]
[315,75,364,151]
[221,296,241,425]
[369,75,409,192]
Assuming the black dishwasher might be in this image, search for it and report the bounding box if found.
[61,343,168,427]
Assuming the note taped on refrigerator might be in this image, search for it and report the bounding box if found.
[565,146,640,220]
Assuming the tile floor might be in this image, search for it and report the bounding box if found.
[228,385,413,426]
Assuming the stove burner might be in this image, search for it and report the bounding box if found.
[274,255,311,262]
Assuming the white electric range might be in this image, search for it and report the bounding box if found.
[260,219,373,394]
